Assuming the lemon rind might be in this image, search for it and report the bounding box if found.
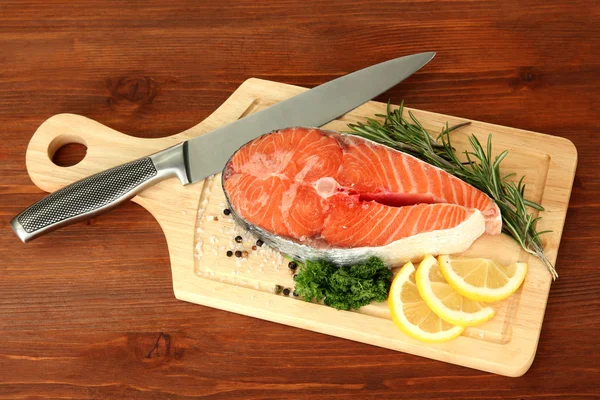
[438,255,528,303]
[415,255,496,327]
[389,262,465,343]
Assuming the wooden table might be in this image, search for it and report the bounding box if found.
[1,1,598,398]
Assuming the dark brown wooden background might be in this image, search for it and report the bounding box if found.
[1,1,599,399]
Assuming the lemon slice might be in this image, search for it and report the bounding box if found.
[388,261,464,343]
[415,255,495,327]
[438,255,527,303]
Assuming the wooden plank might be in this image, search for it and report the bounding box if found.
[22,78,576,377]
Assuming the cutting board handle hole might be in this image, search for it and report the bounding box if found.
[48,134,87,167]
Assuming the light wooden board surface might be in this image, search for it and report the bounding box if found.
[23,78,577,377]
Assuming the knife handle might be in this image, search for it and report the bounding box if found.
[11,142,190,243]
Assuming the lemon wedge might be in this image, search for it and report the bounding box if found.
[415,255,495,327]
[388,261,464,343]
[438,255,527,303]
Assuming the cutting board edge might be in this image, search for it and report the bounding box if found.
[21,77,577,377]
[246,78,579,162]
[181,79,576,377]
[172,280,539,378]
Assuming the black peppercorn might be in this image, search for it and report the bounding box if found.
[288,261,297,270]
[235,236,243,243]
[235,250,242,258]
[283,288,290,296]
[256,239,264,247]
[223,209,231,215]
[226,250,233,257]
[274,285,283,294]
[293,290,299,297]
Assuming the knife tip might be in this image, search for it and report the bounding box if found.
[424,51,436,60]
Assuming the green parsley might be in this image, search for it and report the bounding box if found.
[294,257,392,311]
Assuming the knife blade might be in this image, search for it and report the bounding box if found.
[11,52,435,242]
[185,52,435,182]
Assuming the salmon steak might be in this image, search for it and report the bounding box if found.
[222,127,501,265]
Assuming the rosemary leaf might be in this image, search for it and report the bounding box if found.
[346,103,557,279]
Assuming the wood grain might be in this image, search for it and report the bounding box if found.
[0,0,598,398]
[22,82,576,377]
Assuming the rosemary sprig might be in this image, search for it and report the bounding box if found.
[346,101,557,279]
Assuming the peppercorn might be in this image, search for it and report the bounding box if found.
[256,239,264,247]
[293,290,299,297]
[235,250,242,258]
[283,288,290,296]
[226,250,233,257]
[235,235,243,243]
[288,261,297,271]
[223,209,231,215]
[251,245,257,251]
[293,274,298,281]
[213,216,219,221]
[241,250,249,258]
[274,285,283,294]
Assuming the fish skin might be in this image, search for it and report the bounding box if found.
[222,127,500,266]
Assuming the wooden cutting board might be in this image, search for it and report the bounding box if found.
[23,78,577,377]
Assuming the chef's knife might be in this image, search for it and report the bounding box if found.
[11,52,435,242]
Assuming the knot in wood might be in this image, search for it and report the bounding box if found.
[509,67,545,91]
[128,332,182,366]
[106,76,158,111]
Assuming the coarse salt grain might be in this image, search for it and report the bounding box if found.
[194,242,204,257]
